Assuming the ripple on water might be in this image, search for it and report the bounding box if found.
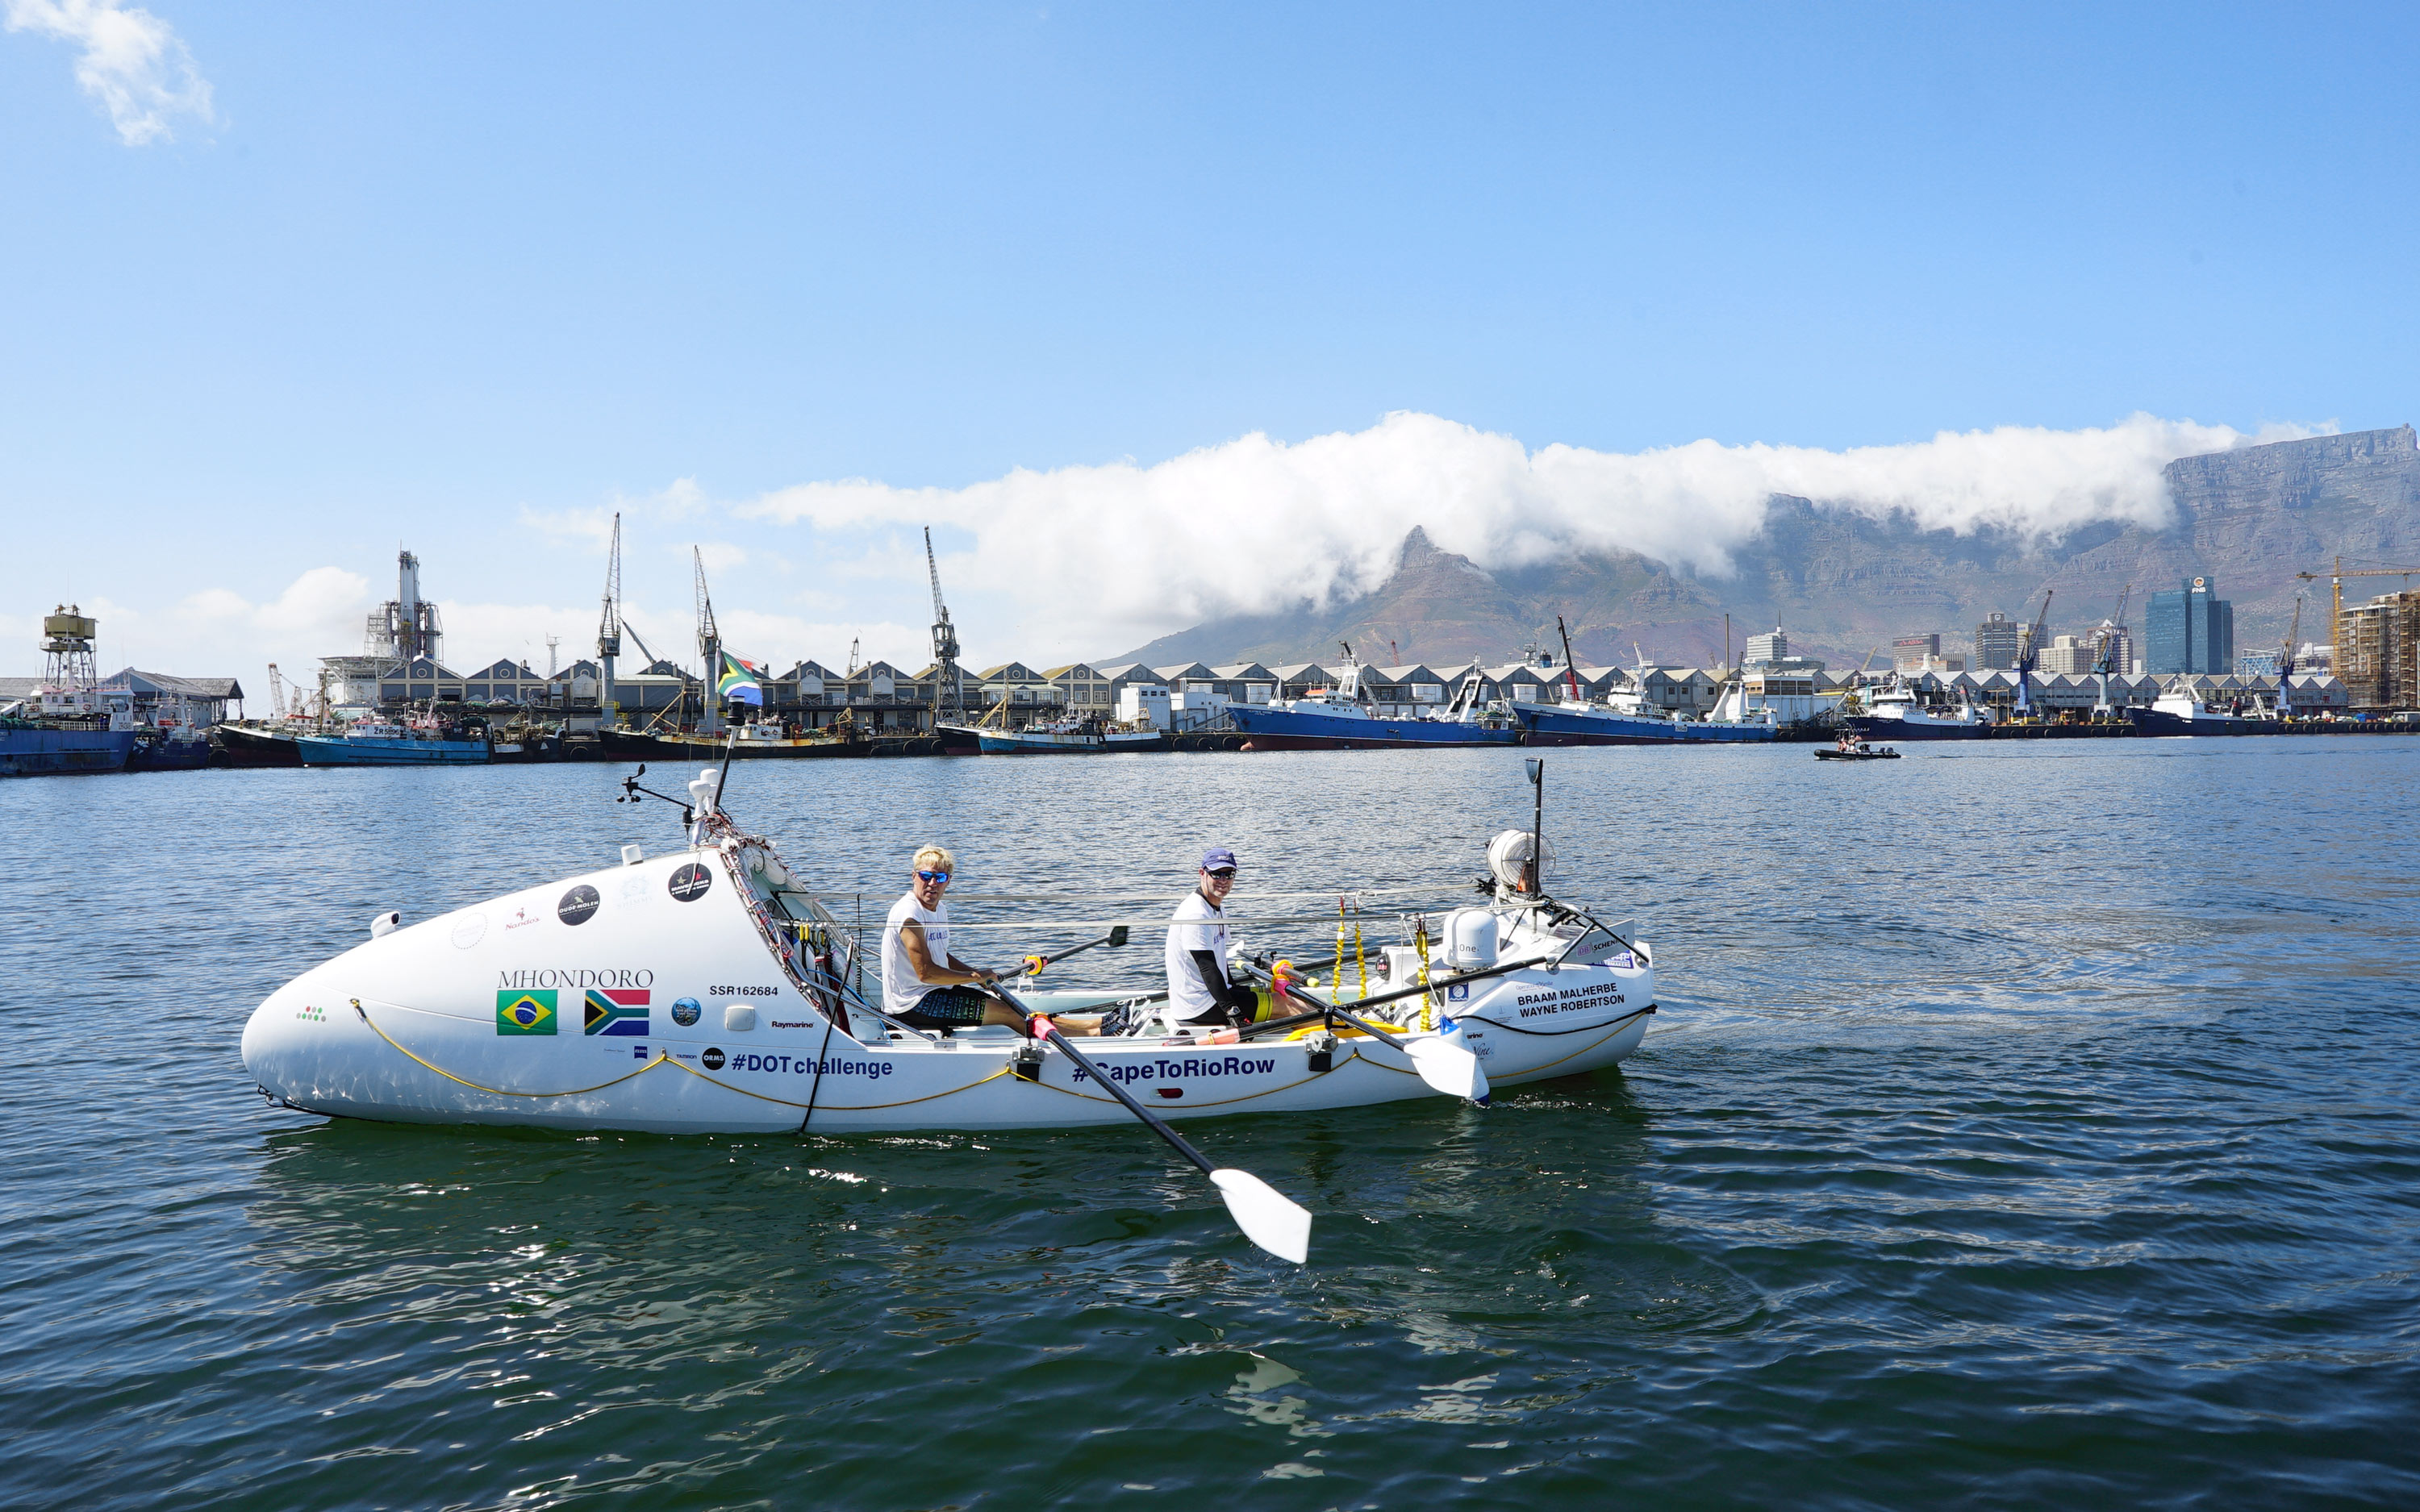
[1,743,2417,1507]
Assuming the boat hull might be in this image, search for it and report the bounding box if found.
[970,728,1168,754]
[1228,706,1522,750]
[0,724,134,777]
[241,848,1657,1135]
[213,726,304,767]
[126,734,212,772]
[2125,708,2249,736]
[1515,705,1775,744]
[599,729,869,761]
[1849,713,1994,740]
[295,734,490,766]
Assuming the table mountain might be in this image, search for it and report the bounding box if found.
[1111,426,2420,669]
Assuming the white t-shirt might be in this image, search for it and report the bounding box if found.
[1165,889,1231,1020]
[881,893,952,1015]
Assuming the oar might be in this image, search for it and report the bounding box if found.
[990,982,1312,1264]
[1246,964,1488,1102]
[1016,924,1130,978]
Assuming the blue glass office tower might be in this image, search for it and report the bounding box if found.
[2145,577,2234,674]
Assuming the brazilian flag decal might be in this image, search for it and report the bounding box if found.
[497,989,557,1035]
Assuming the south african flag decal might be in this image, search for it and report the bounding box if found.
[497,989,557,1035]
[585,988,650,1036]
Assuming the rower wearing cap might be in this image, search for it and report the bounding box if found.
[879,844,1108,1036]
[1165,847,1267,1030]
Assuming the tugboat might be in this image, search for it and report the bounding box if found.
[1227,646,1523,751]
[1,607,136,778]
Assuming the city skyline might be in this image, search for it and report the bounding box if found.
[6,4,2418,680]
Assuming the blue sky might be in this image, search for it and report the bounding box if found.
[3,2,2415,678]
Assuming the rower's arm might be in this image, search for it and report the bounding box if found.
[901,919,995,986]
[1189,949,1259,1014]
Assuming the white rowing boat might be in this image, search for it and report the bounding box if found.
[242,772,1654,1134]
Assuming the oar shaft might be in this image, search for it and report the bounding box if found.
[991,985,1215,1175]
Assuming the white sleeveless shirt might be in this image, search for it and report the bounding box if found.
[880,893,950,1015]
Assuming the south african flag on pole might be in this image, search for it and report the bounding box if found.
[716,649,764,706]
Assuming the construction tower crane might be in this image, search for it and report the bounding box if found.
[2012,587,2055,719]
[924,527,965,726]
[596,511,623,720]
[2090,582,2133,715]
[693,547,722,734]
[845,637,861,678]
[2296,557,2420,705]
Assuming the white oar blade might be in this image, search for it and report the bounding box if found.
[1405,1038,1489,1101]
[1210,1168,1312,1264]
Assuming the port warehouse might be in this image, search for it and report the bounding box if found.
[2,656,2372,735]
[271,656,2358,727]
[0,669,245,723]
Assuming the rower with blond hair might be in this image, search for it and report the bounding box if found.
[879,844,1107,1035]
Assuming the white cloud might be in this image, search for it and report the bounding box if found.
[5,0,215,146]
[736,410,2328,656]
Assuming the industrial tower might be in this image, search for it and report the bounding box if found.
[595,512,622,722]
[924,527,965,726]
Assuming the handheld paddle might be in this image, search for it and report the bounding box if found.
[989,982,1312,1264]
[1016,924,1129,979]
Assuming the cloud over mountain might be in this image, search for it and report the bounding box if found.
[737,411,2326,657]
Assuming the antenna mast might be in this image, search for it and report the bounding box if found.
[694,546,722,735]
[924,527,964,727]
[596,511,623,723]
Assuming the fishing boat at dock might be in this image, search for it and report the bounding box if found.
[601,719,870,761]
[2125,681,2251,735]
[1227,653,1522,751]
[296,710,489,766]
[950,715,1168,755]
[1850,684,1995,740]
[2,607,136,778]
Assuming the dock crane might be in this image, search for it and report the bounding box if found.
[2012,588,2055,719]
[693,547,721,735]
[924,527,966,727]
[2274,595,2305,719]
[2090,582,2132,716]
[595,512,622,723]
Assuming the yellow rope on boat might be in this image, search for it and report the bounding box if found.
[351,997,1015,1110]
[351,999,674,1098]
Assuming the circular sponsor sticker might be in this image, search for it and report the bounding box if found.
[671,997,701,1027]
[557,885,601,926]
[669,863,712,902]
[701,1046,725,1071]
[449,912,486,950]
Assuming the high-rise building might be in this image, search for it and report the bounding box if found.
[1744,627,1788,668]
[1973,612,2021,670]
[2145,577,2235,675]
[2338,591,2416,709]
[1892,634,1940,672]
[2038,635,2097,675]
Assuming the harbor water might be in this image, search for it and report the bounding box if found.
[2,740,2414,1508]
